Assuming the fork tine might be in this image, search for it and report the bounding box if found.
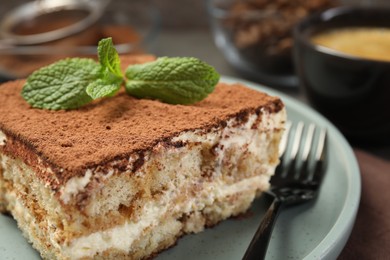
[311,128,328,183]
[301,123,315,163]
[285,121,304,178]
[290,122,304,162]
[315,128,327,162]
[278,121,291,159]
[275,121,291,176]
[299,123,315,179]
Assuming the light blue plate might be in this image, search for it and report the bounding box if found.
[0,76,361,260]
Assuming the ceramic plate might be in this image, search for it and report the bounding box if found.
[0,76,361,260]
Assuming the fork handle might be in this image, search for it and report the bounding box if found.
[242,198,283,260]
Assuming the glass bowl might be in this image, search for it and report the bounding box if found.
[0,0,160,81]
[207,0,339,88]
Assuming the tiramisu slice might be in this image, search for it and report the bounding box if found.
[0,56,286,259]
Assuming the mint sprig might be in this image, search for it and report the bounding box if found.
[97,37,123,78]
[125,57,219,104]
[86,38,123,99]
[21,58,100,110]
[22,38,220,110]
[22,38,123,110]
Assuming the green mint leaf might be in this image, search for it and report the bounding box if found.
[84,37,124,100]
[22,58,100,110]
[98,37,123,78]
[86,78,122,99]
[125,57,220,104]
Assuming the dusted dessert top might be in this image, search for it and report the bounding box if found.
[0,56,283,184]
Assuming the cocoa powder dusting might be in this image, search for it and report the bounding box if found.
[0,55,283,187]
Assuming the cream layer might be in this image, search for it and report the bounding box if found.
[0,130,6,146]
[62,175,269,259]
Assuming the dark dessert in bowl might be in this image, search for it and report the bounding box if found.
[294,6,390,145]
[207,0,338,88]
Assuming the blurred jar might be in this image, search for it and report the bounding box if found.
[207,0,343,88]
[0,0,160,81]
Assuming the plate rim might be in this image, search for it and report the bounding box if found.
[221,75,361,259]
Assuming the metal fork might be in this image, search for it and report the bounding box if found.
[243,121,328,260]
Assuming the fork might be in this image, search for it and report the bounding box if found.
[243,121,328,260]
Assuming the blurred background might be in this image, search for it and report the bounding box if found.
[1,0,388,81]
[0,0,388,82]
